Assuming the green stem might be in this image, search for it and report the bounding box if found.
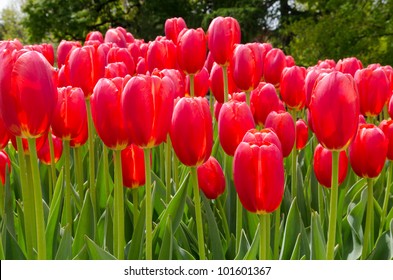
[173,153,179,192]
[74,147,84,200]
[362,178,374,259]
[144,148,153,260]
[165,136,172,203]
[222,65,229,103]
[113,149,125,259]
[64,140,72,231]
[132,188,139,230]
[290,109,297,200]
[85,99,97,222]
[259,214,267,260]
[326,150,339,260]
[318,183,325,226]
[16,137,35,259]
[47,131,57,204]
[266,213,270,259]
[217,198,230,241]
[246,90,251,107]
[273,206,280,259]
[27,137,46,260]
[236,196,243,253]
[103,145,110,201]
[24,154,37,251]
[191,166,206,260]
[189,74,195,98]
[380,161,393,234]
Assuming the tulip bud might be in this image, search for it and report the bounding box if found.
[177,28,206,75]
[165,17,187,43]
[296,119,308,150]
[197,156,225,199]
[280,66,307,110]
[37,134,63,165]
[121,144,146,188]
[250,82,282,126]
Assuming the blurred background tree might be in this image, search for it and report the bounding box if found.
[1,0,393,67]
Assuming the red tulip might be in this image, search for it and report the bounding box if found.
[0,50,57,138]
[313,144,348,188]
[209,63,237,103]
[91,77,132,150]
[70,118,88,148]
[265,110,295,158]
[285,55,295,67]
[207,16,241,66]
[52,86,87,140]
[305,68,332,107]
[197,156,225,199]
[121,144,145,188]
[64,45,105,98]
[160,69,185,98]
[122,74,174,148]
[10,134,46,155]
[354,67,390,117]
[231,43,263,92]
[379,120,393,161]
[233,129,284,213]
[263,48,287,87]
[296,119,308,150]
[242,128,283,154]
[336,57,363,77]
[24,43,55,66]
[85,31,104,44]
[349,124,388,178]
[37,134,63,165]
[107,47,135,76]
[214,92,246,121]
[250,82,282,126]
[218,100,255,156]
[105,62,129,78]
[0,115,10,150]
[176,28,206,75]
[309,71,359,151]
[165,17,187,43]
[57,40,81,68]
[170,97,213,166]
[0,39,22,53]
[280,66,307,110]
[104,28,127,48]
[146,38,176,72]
[136,57,147,74]
[317,59,336,69]
[0,150,11,185]
[185,67,209,97]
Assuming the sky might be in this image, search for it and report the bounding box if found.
[0,0,18,12]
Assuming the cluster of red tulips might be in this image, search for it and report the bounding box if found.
[0,16,392,260]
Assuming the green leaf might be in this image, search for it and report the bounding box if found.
[173,239,195,260]
[244,223,260,260]
[367,219,393,260]
[280,198,302,260]
[45,169,64,259]
[72,189,95,257]
[4,228,26,260]
[151,171,166,215]
[235,230,250,260]
[128,199,146,260]
[85,236,116,260]
[55,224,72,260]
[290,234,301,260]
[310,211,326,260]
[96,152,113,210]
[158,215,173,260]
[201,194,224,260]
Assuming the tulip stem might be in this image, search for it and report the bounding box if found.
[236,195,243,252]
[27,137,47,260]
[246,90,250,107]
[273,206,280,259]
[47,131,57,203]
[222,65,229,103]
[362,178,374,259]
[86,99,97,223]
[113,149,125,260]
[326,150,339,260]
[290,109,297,200]
[189,74,195,97]
[165,136,172,204]
[318,183,325,226]
[64,140,72,232]
[259,214,267,260]
[191,166,206,260]
[132,188,139,230]
[144,148,153,260]
[74,147,84,200]
[16,137,35,259]
[173,153,179,191]
[380,161,393,234]
[103,145,110,201]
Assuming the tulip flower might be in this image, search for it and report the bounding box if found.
[37,134,63,165]
[107,47,135,76]
[280,66,307,110]
[209,63,237,103]
[305,68,331,107]
[218,100,255,156]
[160,69,185,98]
[214,92,246,121]
[207,16,241,66]
[185,67,209,97]
[85,31,104,44]
[146,38,177,72]
[177,28,206,75]
[57,40,81,69]
[295,119,308,150]
[0,150,11,185]
[354,67,390,117]
[24,43,55,66]
[121,144,145,189]
[105,62,129,78]
[165,17,187,43]
[0,116,10,150]
[285,55,295,67]
[250,82,283,126]
[336,57,363,77]
[263,48,287,87]
[313,144,348,188]
[136,57,147,74]
[197,156,225,199]
[104,28,127,48]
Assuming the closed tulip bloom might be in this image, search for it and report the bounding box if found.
[165,17,187,43]
[0,50,57,138]
[379,120,393,161]
[0,116,10,150]
[70,118,88,148]
[85,31,104,44]
[218,100,255,156]
[136,57,147,74]
[122,74,174,148]
[336,57,363,77]
[265,110,295,158]
[91,77,132,150]
[317,59,336,69]
[147,39,176,72]
[231,43,263,92]
[185,67,209,97]
[309,71,359,151]
[233,129,284,213]
[280,66,307,110]
[170,97,213,166]
[121,144,145,188]
[296,119,308,150]
[57,40,82,69]
[25,43,55,66]
[305,68,332,107]
[250,82,282,126]
[0,39,22,52]
[263,48,287,87]
[242,128,283,154]
[207,16,241,66]
[209,63,237,103]
[107,47,135,76]
[64,45,105,98]
[214,91,247,121]
[104,28,127,48]
[52,86,87,140]
[197,156,225,199]
[313,144,348,188]
[37,134,63,165]
[160,69,185,98]
[285,55,295,67]
[354,68,390,117]
[105,62,129,78]
[177,28,207,75]
[0,150,11,185]
[349,124,388,178]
